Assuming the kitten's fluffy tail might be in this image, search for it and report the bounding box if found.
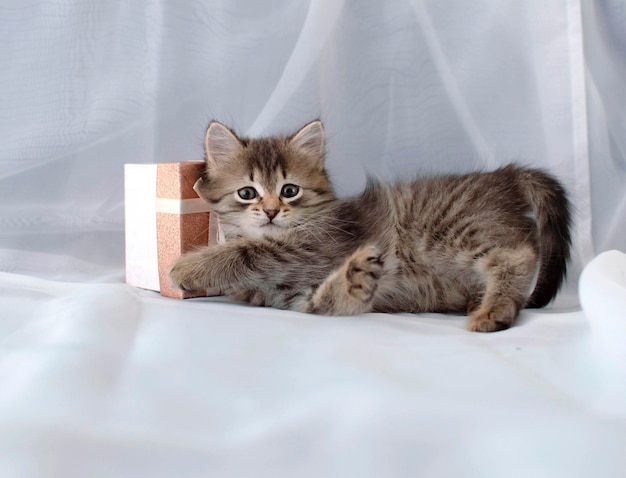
[515,166,573,307]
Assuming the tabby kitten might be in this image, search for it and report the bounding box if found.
[170,120,572,332]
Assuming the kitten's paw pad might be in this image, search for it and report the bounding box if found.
[345,245,384,302]
[468,300,518,333]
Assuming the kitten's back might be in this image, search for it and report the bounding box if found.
[345,165,571,308]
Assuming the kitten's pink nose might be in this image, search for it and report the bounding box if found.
[264,208,279,220]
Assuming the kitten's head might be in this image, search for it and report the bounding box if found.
[195,120,336,239]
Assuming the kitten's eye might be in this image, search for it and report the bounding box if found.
[281,184,300,198]
[237,187,258,200]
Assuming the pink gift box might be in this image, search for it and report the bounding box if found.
[124,161,221,298]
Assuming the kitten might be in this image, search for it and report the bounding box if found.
[170,120,572,332]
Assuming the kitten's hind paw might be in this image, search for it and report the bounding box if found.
[468,298,519,332]
[345,245,384,303]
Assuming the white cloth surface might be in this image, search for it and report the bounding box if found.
[1,271,625,478]
[579,250,626,417]
[1,0,626,476]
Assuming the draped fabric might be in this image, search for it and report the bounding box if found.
[1,1,625,476]
[2,0,625,282]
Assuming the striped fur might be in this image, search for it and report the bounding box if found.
[170,121,572,332]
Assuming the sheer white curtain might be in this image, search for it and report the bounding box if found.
[583,0,626,254]
[0,0,624,284]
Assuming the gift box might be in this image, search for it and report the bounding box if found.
[124,161,222,298]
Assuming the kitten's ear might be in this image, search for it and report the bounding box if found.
[192,177,211,203]
[289,120,325,167]
[204,121,243,167]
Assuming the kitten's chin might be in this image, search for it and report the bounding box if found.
[224,220,290,240]
[258,224,289,239]
[221,222,286,240]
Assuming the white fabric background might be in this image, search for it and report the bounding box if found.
[1,0,626,476]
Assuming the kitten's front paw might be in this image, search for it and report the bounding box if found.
[345,245,384,303]
[169,252,208,292]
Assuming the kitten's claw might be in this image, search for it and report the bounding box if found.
[345,245,384,303]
